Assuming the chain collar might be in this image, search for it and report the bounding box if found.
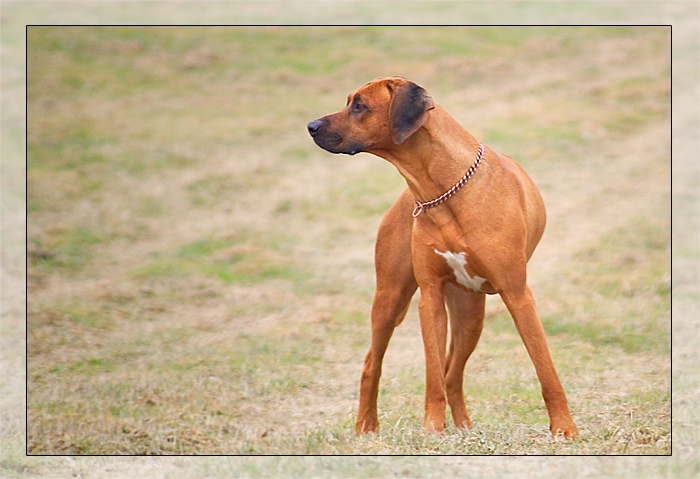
[412,143,485,218]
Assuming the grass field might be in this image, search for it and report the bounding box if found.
[2,1,698,478]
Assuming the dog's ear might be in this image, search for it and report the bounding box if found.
[388,80,434,145]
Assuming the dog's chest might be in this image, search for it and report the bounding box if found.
[433,249,487,292]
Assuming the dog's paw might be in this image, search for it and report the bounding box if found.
[422,418,446,433]
[550,420,580,439]
[355,417,378,434]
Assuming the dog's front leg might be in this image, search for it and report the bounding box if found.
[356,190,418,434]
[418,285,449,432]
[356,272,416,433]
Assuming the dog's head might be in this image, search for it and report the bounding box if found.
[307,77,434,155]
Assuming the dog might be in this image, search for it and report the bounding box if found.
[307,77,578,437]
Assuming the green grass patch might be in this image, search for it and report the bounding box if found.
[542,314,655,354]
[29,226,108,273]
[544,210,670,353]
[186,169,288,207]
[484,116,589,156]
[598,74,670,135]
[131,233,310,286]
[301,162,404,221]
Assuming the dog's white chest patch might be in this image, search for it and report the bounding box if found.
[434,249,486,292]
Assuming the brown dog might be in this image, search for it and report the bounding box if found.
[307,77,578,437]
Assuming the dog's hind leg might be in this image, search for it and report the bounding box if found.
[444,284,485,428]
[499,283,579,437]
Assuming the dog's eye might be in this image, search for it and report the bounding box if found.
[352,102,366,113]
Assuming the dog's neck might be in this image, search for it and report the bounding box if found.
[370,105,484,223]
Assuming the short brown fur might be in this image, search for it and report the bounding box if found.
[308,77,578,437]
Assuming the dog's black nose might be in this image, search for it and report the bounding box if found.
[307,119,323,137]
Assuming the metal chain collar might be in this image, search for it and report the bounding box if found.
[412,143,485,218]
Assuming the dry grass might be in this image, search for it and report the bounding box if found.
[2,1,697,478]
[24,24,671,456]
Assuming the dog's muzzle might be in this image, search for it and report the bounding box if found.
[307,118,361,155]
